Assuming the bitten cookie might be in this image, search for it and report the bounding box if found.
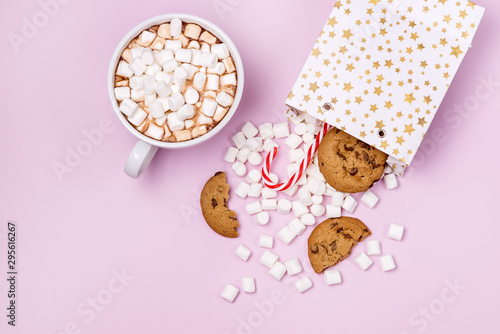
[200,171,239,238]
[308,217,371,273]
[318,128,388,193]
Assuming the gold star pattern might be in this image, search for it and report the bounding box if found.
[404,93,416,104]
[450,45,463,58]
[342,29,354,39]
[343,82,354,92]
[418,117,427,127]
[309,82,320,93]
[404,124,416,135]
[375,120,386,129]
[311,48,322,58]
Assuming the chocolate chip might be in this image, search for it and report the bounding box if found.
[344,234,353,239]
[363,152,370,162]
[358,141,371,150]
[337,152,347,161]
[310,245,319,254]
[355,151,360,159]
[344,145,354,151]
[320,245,329,252]
[330,240,337,252]
[214,171,223,176]
[349,168,358,176]
[336,227,344,233]
[211,198,218,208]
[330,222,339,229]
[223,198,227,207]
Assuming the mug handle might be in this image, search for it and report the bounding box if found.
[124,141,159,178]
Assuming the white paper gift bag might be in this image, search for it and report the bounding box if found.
[285,0,485,174]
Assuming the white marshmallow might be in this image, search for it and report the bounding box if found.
[114,87,130,101]
[288,112,305,124]
[310,204,326,217]
[232,161,247,177]
[384,164,394,174]
[324,269,342,285]
[245,138,263,152]
[269,173,279,183]
[241,122,258,138]
[288,218,306,236]
[177,104,195,121]
[292,201,309,218]
[241,277,256,293]
[201,98,218,117]
[181,64,197,80]
[162,58,178,73]
[232,132,246,149]
[307,178,326,196]
[284,258,303,276]
[131,89,144,101]
[216,92,234,107]
[197,114,213,126]
[184,87,199,105]
[361,190,379,208]
[206,74,220,91]
[200,52,218,68]
[366,240,381,256]
[384,173,399,190]
[287,163,299,177]
[277,199,292,215]
[296,174,307,186]
[263,138,279,152]
[167,112,185,131]
[326,205,341,219]
[288,148,305,163]
[153,81,171,98]
[128,108,147,126]
[142,76,156,94]
[190,49,202,66]
[148,101,165,118]
[294,277,313,293]
[324,188,334,197]
[258,123,274,140]
[248,183,263,198]
[193,72,207,90]
[259,235,274,249]
[246,201,262,215]
[260,251,279,269]
[285,133,303,150]
[306,123,322,134]
[155,115,167,126]
[332,192,345,207]
[224,147,239,163]
[155,49,174,64]
[221,73,237,86]
[303,132,315,143]
[129,75,146,90]
[255,212,270,226]
[184,119,194,129]
[168,92,185,111]
[273,122,290,139]
[269,262,287,281]
[247,169,261,183]
[261,199,277,211]
[298,188,313,206]
[175,48,192,63]
[380,255,396,271]
[130,47,144,59]
[355,252,373,270]
[129,57,148,76]
[144,93,157,106]
[300,213,316,226]
[211,43,230,59]
[235,182,251,199]
[283,185,298,197]
[388,223,405,241]
[119,99,138,117]
[236,147,251,163]
[235,245,252,261]
[200,43,211,53]
[342,195,358,213]
[312,195,323,205]
[169,19,182,37]
[117,61,134,77]
[261,187,277,199]
[294,123,308,135]
[248,152,263,165]
[277,226,296,245]
[173,67,188,87]
[221,284,239,303]
[145,124,164,140]
[141,48,154,65]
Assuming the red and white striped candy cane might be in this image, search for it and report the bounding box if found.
[262,122,331,191]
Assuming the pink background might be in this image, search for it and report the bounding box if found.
[1,0,499,333]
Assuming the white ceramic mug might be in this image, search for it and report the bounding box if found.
[108,14,244,178]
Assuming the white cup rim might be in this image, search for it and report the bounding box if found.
[108,13,244,149]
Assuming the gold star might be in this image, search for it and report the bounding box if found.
[468,2,476,8]
[423,95,432,104]
[443,72,450,79]
[380,140,389,149]
[376,74,385,82]
[417,43,425,51]
[440,38,448,46]
[311,48,322,58]
[393,148,400,155]
[409,21,417,28]
[342,29,354,39]
[370,104,378,112]
[360,131,367,139]
[369,0,381,5]
[327,17,338,27]
[315,71,322,78]
[462,31,470,39]
[385,60,394,68]
[420,61,428,68]
[317,106,324,115]
[374,86,384,96]
[385,101,393,109]
[346,63,355,72]
[324,81,330,88]
[303,94,311,102]
[355,96,364,104]
[410,32,419,41]
[373,61,381,69]
[406,47,414,54]
[438,0,448,4]
[423,6,430,13]
[309,82,320,93]
[396,136,405,145]
[450,45,463,58]
[418,117,427,127]
[375,120,386,129]
[343,82,354,92]
[404,124,416,135]
[404,93,416,104]
[443,15,452,23]
[339,45,348,54]
[459,10,468,19]
[380,28,388,36]
[287,91,295,100]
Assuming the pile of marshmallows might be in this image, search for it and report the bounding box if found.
[219,111,405,302]
[114,18,237,142]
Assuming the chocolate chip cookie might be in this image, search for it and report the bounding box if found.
[308,217,371,273]
[200,171,239,238]
[318,128,388,193]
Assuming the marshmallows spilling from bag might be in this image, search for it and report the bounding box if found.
[115,19,238,143]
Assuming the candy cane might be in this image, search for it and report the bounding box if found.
[262,122,330,191]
